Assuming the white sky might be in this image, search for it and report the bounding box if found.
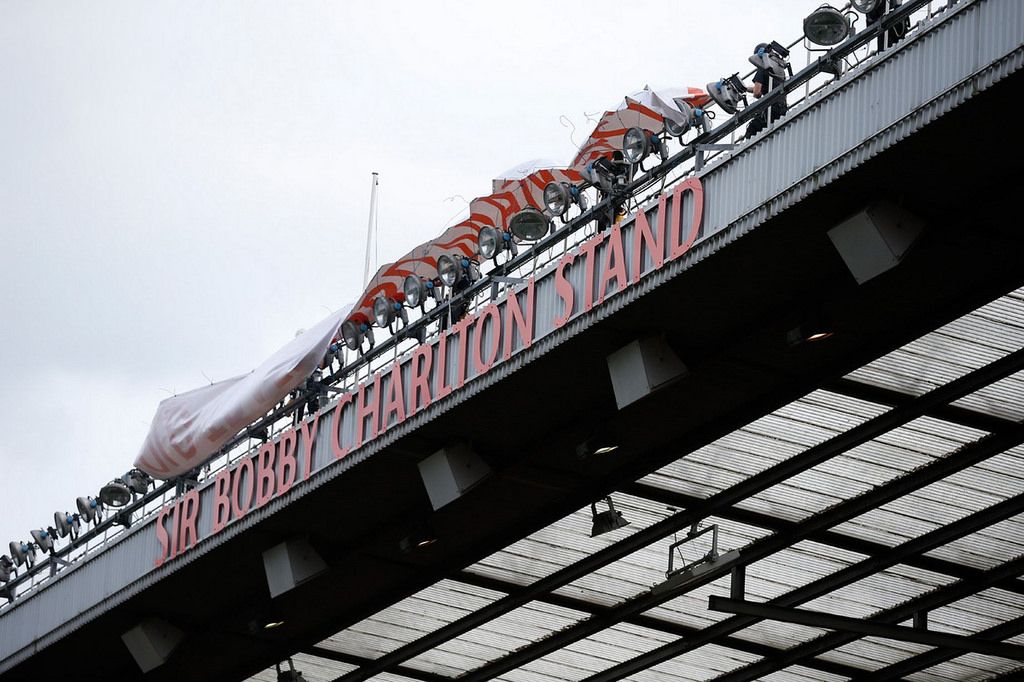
[0,1,814,550]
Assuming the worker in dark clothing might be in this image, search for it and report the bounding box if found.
[745,43,789,139]
[867,0,910,52]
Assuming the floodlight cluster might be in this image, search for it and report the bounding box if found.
[2,0,913,605]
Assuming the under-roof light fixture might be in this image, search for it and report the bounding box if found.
[786,312,835,346]
[590,497,630,537]
[576,427,620,459]
[508,207,552,241]
[263,620,285,630]
[276,659,307,682]
[399,523,438,553]
[803,5,853,46]
[705,74,747,115]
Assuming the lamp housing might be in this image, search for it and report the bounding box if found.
[76,495,103,524]
[99,479,133,508]
[706,75,747,115]
[590,497,630,537]
[803,5,853,46]
[851,0,882,12]
[508,207,551,241]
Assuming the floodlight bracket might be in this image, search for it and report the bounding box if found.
[48,554,71,577]
[694,143,737,171]
[666,523,721,578]
[489,276,526,302]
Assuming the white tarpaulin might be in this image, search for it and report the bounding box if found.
[134,305,351,479]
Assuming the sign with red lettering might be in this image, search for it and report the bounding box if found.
[151,177,704,566]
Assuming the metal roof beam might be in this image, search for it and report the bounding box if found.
[453,426,1024,682]
[826,377,1019,434]
[453,571,870,680]
[708,597,1024,660]
[303,646,452,682]
[331,349,1024,682]
[578,436,1024,682]
[624,482,1024,596]
[711,553,1024,682]
[851,614,1024,681]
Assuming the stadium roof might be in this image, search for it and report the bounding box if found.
[247,288,1024,681]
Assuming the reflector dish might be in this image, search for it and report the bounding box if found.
[509,208,551,241]
[804,5,852,46]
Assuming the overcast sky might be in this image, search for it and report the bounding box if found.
[0,1,813,552]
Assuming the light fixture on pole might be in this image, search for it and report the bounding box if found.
[664,99,712,139]
[8,540,36,569]
[76,495,104,527]
[590,497,629,537]
[373,295,409,333]
[508,208,552,242]
[99,479,132,508]
[340,317,375,354]
[53,511,81,541]
[403,274,438,310]
[30,528,55,555]
[622,127,669,170]
[705,74,747,115]
[748,40,792,80]
[803,5,854,46]
[851,0,883,13]
[543,183,588,222]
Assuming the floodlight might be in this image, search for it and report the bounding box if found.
[664,99,695,137]
[748,40,791,80]
[509,207,552,241]
[8,541,35,568]
[706,75,747,115]
[403,275,424,307]
[0,555,13,582]
[340,319,361,351]
[543,182,588,221]
[590,497,629,537]
[76,495,103,525]
[477,226,500,259]
[373,296,394,327]
[851,0,883,12]
[786,311,835,346]
[53,511,80,540]
[30,529,54,554]
[622,127,650,164]
[437,254,459,287]
[399,524,438,553]
[99,479,133,508]
[543,183,571,217]
[804,5,853,46]
[124,469,153,496]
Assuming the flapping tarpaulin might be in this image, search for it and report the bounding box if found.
[134,305,351,479]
